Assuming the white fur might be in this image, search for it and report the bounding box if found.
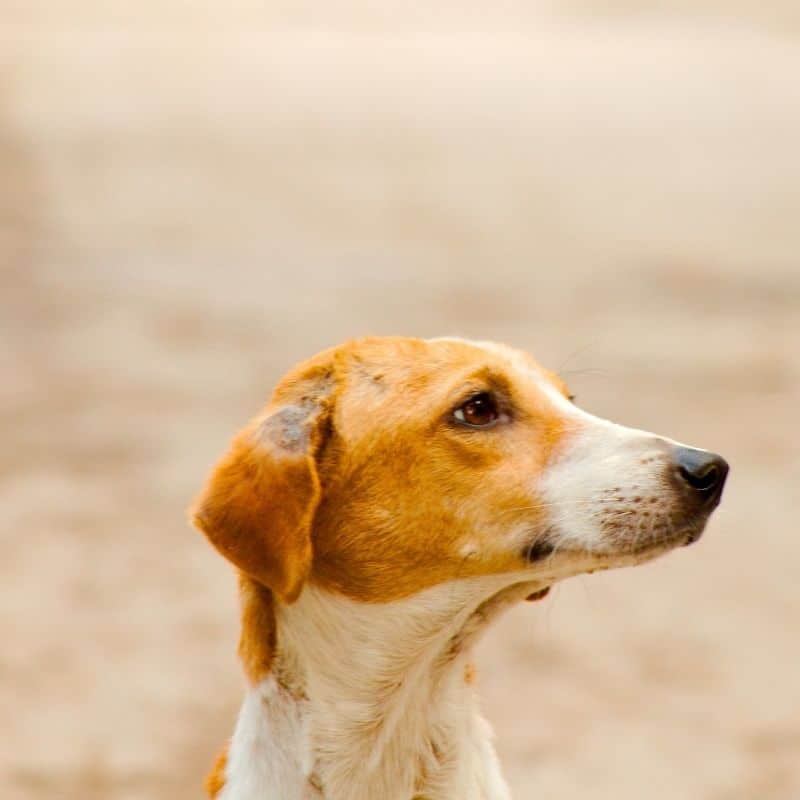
[276,578,530,800]
[222,576,543,800]
[219,676,318,800]
[538,418,674,552]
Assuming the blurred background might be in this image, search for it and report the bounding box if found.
[2,3,799,798]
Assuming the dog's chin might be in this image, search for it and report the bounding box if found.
[610,519,710,557]
[523,517,710,572]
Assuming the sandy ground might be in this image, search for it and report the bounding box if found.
[2,3,799,798]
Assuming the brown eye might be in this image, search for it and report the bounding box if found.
[453,392,499,428]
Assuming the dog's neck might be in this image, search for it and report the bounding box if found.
[223,575,542,800]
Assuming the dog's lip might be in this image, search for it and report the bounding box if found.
[524,539,557,562]
[608,525,706,556]
[523,523,706,564]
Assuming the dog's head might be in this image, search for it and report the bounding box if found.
[192,337,727,605]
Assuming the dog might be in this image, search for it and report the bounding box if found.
[192,336,728,800]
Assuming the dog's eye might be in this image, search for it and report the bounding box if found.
[453,392,499,428]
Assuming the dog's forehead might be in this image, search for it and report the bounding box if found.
[334,336,566,429]
[342,336,521,387]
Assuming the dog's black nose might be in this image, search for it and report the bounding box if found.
[674,447,729,504]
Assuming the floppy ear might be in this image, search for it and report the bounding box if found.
[191,370,333,603]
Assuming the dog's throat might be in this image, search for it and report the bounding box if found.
[267,578,545,799]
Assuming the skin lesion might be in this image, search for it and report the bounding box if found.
[463,662,476,685]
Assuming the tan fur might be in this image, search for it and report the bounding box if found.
[310,337,574,602]
[192,352,336,603]
[238,575,277,685]
[205,745,228,798]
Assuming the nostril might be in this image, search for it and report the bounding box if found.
[678,463,720,492]
[674,447,729,500]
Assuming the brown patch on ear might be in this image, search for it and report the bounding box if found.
[191,363,334,603]
[205,744,228,797]
[192,420,319,602]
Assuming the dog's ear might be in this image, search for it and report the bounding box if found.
[191,360,334,603]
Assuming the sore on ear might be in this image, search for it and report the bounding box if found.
[191,399,329,604]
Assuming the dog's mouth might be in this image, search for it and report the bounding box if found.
[523,539,558,562]
[523,514,711,566]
